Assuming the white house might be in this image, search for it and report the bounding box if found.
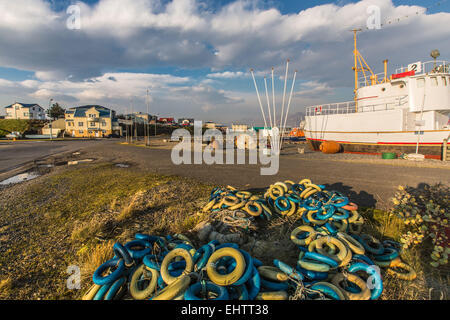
[4,103,46,120]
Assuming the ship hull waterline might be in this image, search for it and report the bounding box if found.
[306,136,446,160]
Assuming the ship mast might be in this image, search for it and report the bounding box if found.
[353,29,361,112]
[351,29,377,113]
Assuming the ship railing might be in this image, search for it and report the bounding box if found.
[306,101,356,116]
[358,72,387,88]
[395,60,449,75]
[305,95,408,116]
[357,61,449,88]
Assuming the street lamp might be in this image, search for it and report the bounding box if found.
[48,98,53,141]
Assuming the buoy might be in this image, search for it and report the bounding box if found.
[319,141,341,154]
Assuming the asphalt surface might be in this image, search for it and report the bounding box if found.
[0,139,103,173]
[1,138,449,209]
[83,139,449,210]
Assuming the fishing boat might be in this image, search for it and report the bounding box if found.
[304,30,450,159]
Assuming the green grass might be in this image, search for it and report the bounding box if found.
[0,163,211,299]
[0,163,447,300]
[359,207,449,300]
[0,119,31,137]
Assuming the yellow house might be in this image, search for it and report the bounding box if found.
[65,105,121,138]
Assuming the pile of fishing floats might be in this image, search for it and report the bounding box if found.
[83,179,416,300]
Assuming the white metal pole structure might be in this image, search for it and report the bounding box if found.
[264,76,273,129]
[280,70,297,150]
[279,59,289,139]
[271,67,276,128]
[250,69,268,129]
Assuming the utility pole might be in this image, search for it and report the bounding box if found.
[130,100,133,143]
[125,106,129,143]
[48,98,53,141]
[146,89,150,146]
[132,99,137,142]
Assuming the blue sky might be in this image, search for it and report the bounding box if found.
[0,0,449,124]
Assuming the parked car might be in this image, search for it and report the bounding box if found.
[5,131,22,139]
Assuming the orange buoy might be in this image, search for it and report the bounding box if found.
[319,141,341,154]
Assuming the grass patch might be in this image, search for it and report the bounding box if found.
[78,241,115,284]
[0,119,30,137]
[1,162,447,300]
[0,278,13,299]
[359,207,449,300]
[0,162,211,299]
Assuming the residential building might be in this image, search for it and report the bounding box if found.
[205,121,217,129]
[64,105,122,138]
[4,102,46,120]
[42,119,66,138]
[231,124,248,132]
[124,112,157,124]
[158,117,175,125]
[178,118,194,126]
[132,112,152,123]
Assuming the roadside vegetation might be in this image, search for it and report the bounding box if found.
[0,163,211,299]
[0,162,447,300]
[0,119,31,137]
[0,119,47,137]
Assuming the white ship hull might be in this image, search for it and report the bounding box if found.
[305,109,449,159]
[304,60,450,159]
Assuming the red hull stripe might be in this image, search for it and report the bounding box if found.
[307,138,442,146]
[357,96,378,101]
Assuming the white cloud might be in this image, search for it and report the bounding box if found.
[0,0,449,120]
[207,71,246,79]
[0,0,447,80]
[296,80,334,98]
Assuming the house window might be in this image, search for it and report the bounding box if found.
[101,121,106,127]
[90,122,95,126]
[89,114,96,118]
[78,122,84,126]
[79,130,84,134]
[23,112,29,117]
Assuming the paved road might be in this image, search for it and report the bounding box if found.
[0,139,105,173]
[1,139,449,209]
[81,140,450,210]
